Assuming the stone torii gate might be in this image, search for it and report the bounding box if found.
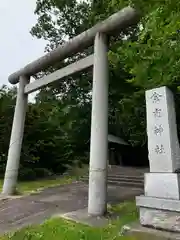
[2,7,140,217]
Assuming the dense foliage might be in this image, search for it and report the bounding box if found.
[1,0,180,179]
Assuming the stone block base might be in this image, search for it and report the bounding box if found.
[57,208,109,227]
[136,195,180,232]
[144,173,180,199]
[139,207,180,232]
[121,222,180,240]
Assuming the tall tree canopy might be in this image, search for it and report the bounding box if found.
[30,0,180,147]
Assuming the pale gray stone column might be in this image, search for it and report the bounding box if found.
[136,86,180,232]
[88,32,109,216]
[146,86,180,172]
[2,76,29,195]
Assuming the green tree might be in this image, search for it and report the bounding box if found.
[0,86,16,175]
[30,0,180,151]
[110,0,180,144]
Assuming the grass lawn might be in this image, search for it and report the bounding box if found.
[17,175,76,194]
[0,201,138,240]
[0,165,88,195]
[0,175,76,195]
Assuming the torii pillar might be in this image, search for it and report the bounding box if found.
[88,32,109,216]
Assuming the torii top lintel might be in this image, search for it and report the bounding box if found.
[8,6,140,85]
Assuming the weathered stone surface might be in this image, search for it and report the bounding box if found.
[144,173,180,199]
[136,195,180,212]
[59,207,109,227]
[134,86,180,235]
[139,207,180,232]
[146,86,180,172]
[121,222,180,239]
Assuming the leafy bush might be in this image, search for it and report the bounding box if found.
[18,168,36,181]
[34,168,52,179]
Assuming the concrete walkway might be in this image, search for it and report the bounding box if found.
[0,181,143,234]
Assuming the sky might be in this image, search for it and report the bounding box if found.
[0,0,47,87]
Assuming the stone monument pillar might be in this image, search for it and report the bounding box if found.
[136,86,180,232]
